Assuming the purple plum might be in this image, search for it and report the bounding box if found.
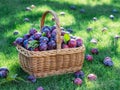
[62,44,69,49]
[0,67,9,73]
[37,86,44,90]
[70,5,76,10]
[87,74,97,81]
[39,43,47,51]
[74,70,84,79]
[51,29,57,38]
[86,54,93,61]
[0,71,8,78]
[74,78,82,85]
[29,28,37,35]
[32,32,41,40]
[13,30,19,35]
[91,48,99,55]
[15,37,23,45]
[39,36,49,44]
[27,75,36,83]
[110,15,114,19]
[23,34,30,40]
[103,57,113,66]
[93,17,97,21]
[87,27,93,32]
[80,9,85,13]
[51,25,56,32]
[48,40,56,50]
[68,39,77,48]
[76,38,83,47]
[41,26,51,37]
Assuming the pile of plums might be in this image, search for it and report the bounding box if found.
[14,25,83,51]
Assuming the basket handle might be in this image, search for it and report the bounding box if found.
[40,10,61,49]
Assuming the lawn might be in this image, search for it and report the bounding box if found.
[0,0,120,90]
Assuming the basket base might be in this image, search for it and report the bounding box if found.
[21,66,82,78]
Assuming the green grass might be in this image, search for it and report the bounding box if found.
[0,0,120,90]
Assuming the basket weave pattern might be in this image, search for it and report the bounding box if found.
[17,10,85,77]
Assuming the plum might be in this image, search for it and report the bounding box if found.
[23,34,30,40]
[24,18,29,22]
[61,31,66,36]
[90,38,98,44]
[39,43,47,51]
[32,32,41,40]
[68,39,77,48]
[102,27,108,32]
[112,9,118,13]
[86,54,93,61]
[62,44,69,49]
[33,47,39,51]
[103,57,113,66]
[26,7,31,11]
[31,5,36,9]
[41,26,51,37]
[23,40,29,48]
[74,70,84,79]
[48,40,56,50]
[51,29,57,38]
[70,5,76,10]
[110,15,114,19]
[27,75,36,83]
[74,78,82,85]
[87,27,93,32]
[29,28,37,35]
[52,17,55,21]
[91,48,99,55]
[0,71,8,78]
[93,17,97,21]
[80,9,85,13]
[39,36,49,44]
[37,86,44,90]
[60,12,65,16]
[0,67,9,73]
[87,74,97,81]
[13,30,19,35]
[15,37,23,45]
[51,25,56,32]
[66,28,73,33]
[76,38,83,47]
[114,35,120,39]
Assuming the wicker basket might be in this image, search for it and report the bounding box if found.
[16,10,85,77]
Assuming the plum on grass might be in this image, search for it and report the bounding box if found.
[27,75,36,83]
[29,28,37,35]
[0,71,8,78]
[74,78,82,85]
[70,5,76,10]
[91,48,99,55]
[39,43,47,51]
[87,74,97,81]
[110,15,114,19]
[39,36,49,44]
[103,57,113,66]
[48,40,56,50]
[37,86,44,90]
[86,54,93,61]
[93,17,97,21]
[80,9,85,13]
[74,70,84,79]
[68,39,77,48]
[13,30,19,35]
